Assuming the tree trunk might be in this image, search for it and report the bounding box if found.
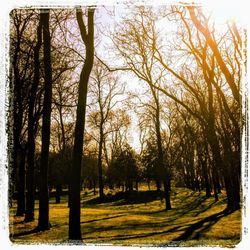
[200,150,211,198]
[147,180,150,190]
[97,126,104,201]
[55,184,62,204]
[25,14,42,222]
[16,147,26,216]
[93,179,96,195]
[13,47,25,217]
[163,180,171,210]
[156,179,161,192]
[154,93,171,210]
[69,8,95,241]
[37,10,53,231]
[135,181,138,191]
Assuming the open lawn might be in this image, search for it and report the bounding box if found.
[9,187,241,247]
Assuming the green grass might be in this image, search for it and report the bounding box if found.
[9,186,241,247]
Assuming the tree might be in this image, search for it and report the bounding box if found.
[69,7,95,240]
[111,6,171,209]
[37,9,53,231]
[9,9,35,217]
[88,61,125,201]
[25,12,42,222]
[108,144,138,192]
[104,109,131,168]
[156,5,242,211]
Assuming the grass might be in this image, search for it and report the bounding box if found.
[9,186,241,247]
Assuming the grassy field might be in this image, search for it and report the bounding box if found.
[9,186,241,247]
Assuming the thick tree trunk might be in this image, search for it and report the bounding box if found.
[37,10,53,231]
[25,15,42,222]
[69,8,95,241]
[223,142,240,212]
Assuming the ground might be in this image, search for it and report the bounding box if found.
[9,186,241,247]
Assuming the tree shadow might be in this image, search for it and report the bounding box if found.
[81,214,124,224]
[83,225,184,241]
[83,190,163,206]
[175,196,208,215]
[13,220,26,225]
[172,209,228,242]
[10,227,39,238]
[193,200,217,217]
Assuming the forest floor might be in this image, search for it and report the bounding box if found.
[9,186,241,247]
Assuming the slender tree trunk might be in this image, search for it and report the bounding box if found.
[55,184,62,204]
[69,8,95,241]
[97,126,104,201]
[93,179,96,195]
[163,180,171,210]
[16,146,26,216]
[25,15,42,222]
[154,92,171,210]
[135,181,138,191]
[56,100,66,205]
[13,45,25,216]
[156,179,161,192]
[147,180,150,190]
[8,67,15,209]
[37,10,53,231]
[200,150,211,198]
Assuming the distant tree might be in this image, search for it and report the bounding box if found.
[81,151,98,193]
[112,6,171,209]
[104,109,131,167]
[108,144,138,192]
[141,138,159,188]
[88,61,125,201]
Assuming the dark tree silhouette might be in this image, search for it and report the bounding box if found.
[10,10,34,216]
[68,7,95,240]
[37,9,53,231]
[25,13,42,222]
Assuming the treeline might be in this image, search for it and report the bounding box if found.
[9,5,244,241]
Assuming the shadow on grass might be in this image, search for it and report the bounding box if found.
[13,220,26,225]
[83,190,163,206]
[83,225,183,241]
[81,214,124,224]
[174,196,209,217]
[10,228,40,238]
[173,209,228,242]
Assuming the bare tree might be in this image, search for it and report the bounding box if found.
[10,9,35,216]
[111,6,171,210]
[37,9,53,231]
[88,61,125,201]
[69,7,95,240]
[25,12,42,222]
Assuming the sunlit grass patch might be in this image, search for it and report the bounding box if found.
[10,187,241,247]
